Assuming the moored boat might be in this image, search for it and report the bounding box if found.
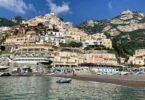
[56,78,72,84]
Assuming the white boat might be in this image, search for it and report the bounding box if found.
[12,57,52,64]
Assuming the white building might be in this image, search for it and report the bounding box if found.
[0,27,11,33]
[47,31,64,37]
[83,33,112,48]
[83,40,102,47]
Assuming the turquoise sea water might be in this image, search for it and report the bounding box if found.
[0,76,145,100]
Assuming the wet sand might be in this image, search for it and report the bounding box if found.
[50,74,145,88]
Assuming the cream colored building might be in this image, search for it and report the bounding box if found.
[0,27,11,33]
[102,39,112,49]
[134,49,145,57]
[128,49,145,65]
[64,34,81,42]
[53,48,85,67]
[64,25,89,41]
[84,33,112,49]
[4,35,39,45]
[128,56,144,66]
[12,43,58,57]
[85,50,118,66]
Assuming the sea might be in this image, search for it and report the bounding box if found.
[0,76,145,100]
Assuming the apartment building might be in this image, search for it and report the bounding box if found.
[83,33,112,49]
[11,43,58,57]
[128,49,145,65]
[85,50,118,66]
[53,48,85,67]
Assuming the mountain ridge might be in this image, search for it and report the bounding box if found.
[77,10,145,36]
[77,10,145,57]
[0,16,24,27]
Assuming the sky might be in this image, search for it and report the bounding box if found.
[0,0,145,25]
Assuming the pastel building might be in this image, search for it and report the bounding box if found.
[128,57,144,65]
[11,43,58,57]
[53,48,85,67]
[64,34,81,42]
[0,27,11,33]
[4,35,39,46]
[47,31,64,37]
[85,50,118,66]
[39,31,65,46]
[83,33,112,49]
[134,49,145,57]
[128,49,145,65]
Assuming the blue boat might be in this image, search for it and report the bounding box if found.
[56,78,72,84]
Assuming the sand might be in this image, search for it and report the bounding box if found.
[50,74,145,88]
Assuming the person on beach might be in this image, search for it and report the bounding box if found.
[72,69,77,76]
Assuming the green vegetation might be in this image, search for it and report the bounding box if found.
[77,11,145,58]
[84,45,119,59]
[0,46,5,51]
[68,41,82,48]
[60,41,82,48]
[0,18,15,26]
[84,45,107,50]
[112,30,145,57]
[77,20,109,34]
[0,16,24,27]
[12,16,24,24]
[0,46,6,55]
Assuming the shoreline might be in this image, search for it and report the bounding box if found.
[1,72,145,88]
[49,74,145,88]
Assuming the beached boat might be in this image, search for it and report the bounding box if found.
[56,78,72,84]
[121,71,130,75]
[0,66,11,76]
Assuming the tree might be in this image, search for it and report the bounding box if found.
[0,46,5,51]
[37,23,44,27]
[68,41,82,48]
[59,41,83,48]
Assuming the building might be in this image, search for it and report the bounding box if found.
[4,35,39,46]
[64,25,89,41]
[128,56,144,65]
[84,50,118,66]
[53,48,85,67]
[64,34,81,42]
[128,49,145,65]
[83,33,112,49]
[11,43,58,57]
[134,49,145,57]
[0,27,11,33]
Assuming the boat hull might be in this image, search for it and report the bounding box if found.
[56,79,72,84]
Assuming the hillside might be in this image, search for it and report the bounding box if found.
[22,13,89,40]
[78,10,145,36]
[0,16,24,27]
[77,10,145,57]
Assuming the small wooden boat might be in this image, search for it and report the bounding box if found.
[56,78,72,84]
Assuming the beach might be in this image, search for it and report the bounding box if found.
[50,74,145,88]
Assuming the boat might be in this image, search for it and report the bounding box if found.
[121,71,130,75]
[56,78,72,84]
[0,66,11,76]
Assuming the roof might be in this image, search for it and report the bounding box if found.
[78,63,122,68]
[0,66,9,69]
